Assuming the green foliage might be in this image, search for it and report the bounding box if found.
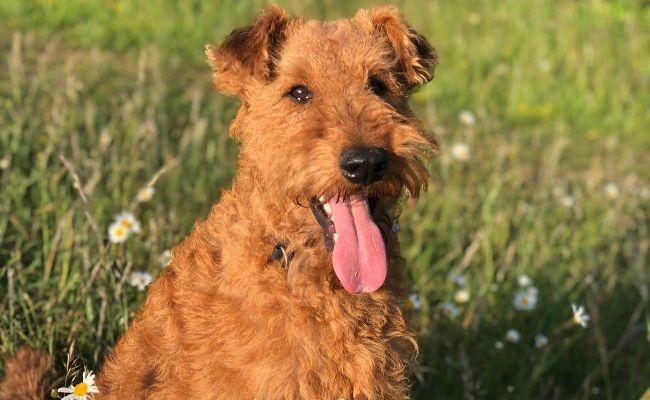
[1,0,648,398]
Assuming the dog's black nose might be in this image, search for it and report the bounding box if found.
[339,146,389,185]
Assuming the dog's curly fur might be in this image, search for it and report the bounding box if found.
[0,347,51,400]
[1,6,437,399]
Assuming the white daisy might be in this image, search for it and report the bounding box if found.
[450,143,471,162]
[453,289,470,304]
[115,211,141,234]
[560,195,575,209]
[159,249,172,268]
[571,303,590,328]
[57,370,99,400]
[440,302,460,319]
[458,110,476,127]
[513,286,538,311]
[136,186,156,203]
[603,182,620,200]
[107,221,129,244]
[129,271,153,291]
[406,293,422,311]
[517,274,532,287]
[505,329,521,343]
[534,334,548,348]
[0,156,10,170]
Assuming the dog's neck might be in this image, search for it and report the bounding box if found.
[214,164,321,264]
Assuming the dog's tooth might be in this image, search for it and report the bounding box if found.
[323,203,332,217]
[333,233,339,242]
[319,195,326,204]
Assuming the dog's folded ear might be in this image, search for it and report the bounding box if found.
[206,6,289,96]
[359,7,437,89]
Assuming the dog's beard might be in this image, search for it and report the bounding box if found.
[310,194,387,294]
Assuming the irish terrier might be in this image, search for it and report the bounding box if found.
[0,5,437,399]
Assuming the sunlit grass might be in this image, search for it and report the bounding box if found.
[0,1,648,398]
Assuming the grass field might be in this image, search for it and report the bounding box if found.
[1,0,649,398]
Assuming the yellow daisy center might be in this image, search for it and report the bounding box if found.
[116,227,126,236]
[121,220,132,229]
[73,382,88,396]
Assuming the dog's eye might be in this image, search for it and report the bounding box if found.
[288,85,312,103]
[368,77,388,97]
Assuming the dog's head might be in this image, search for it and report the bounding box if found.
[206,6,437,294]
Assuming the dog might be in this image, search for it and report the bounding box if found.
[0,5,437,399]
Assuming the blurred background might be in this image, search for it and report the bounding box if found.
[0,0,648,398]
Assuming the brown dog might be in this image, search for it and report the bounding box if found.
[1,5,437,399]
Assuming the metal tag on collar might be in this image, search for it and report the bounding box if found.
[271,243,285,262]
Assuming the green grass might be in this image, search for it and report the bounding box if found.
[1,0,648,398]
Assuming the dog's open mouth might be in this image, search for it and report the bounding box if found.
[309,194,387,294]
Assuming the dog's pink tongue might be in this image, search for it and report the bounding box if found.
[329,195,387,294]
